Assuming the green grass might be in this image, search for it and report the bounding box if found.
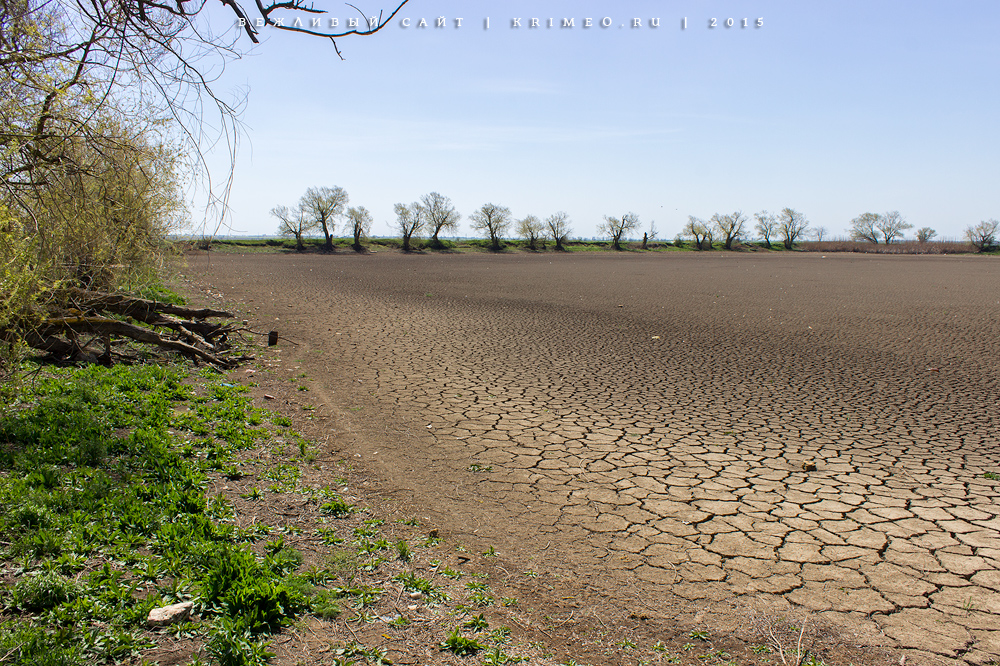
[0,364,321,665]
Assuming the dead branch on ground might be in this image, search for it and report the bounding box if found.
[2,288,244,368]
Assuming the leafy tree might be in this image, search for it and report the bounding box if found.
[421,192,461,247]
[876,210,912,244]
[599,212,640,250]
[345,206,373,252]
[469,203,512,252]
[966,219,999,252]
[754,211,778,249]
[393,202,423,252]
[915,227,937,243]
[683,216,713,250]
[545,212,572,251]
[713,211,747,250]
[272,204,316,252]
[301,186,348,252]
[516,215,544,250]
[778,208,809,249]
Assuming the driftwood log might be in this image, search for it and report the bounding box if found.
[3,288,243,368]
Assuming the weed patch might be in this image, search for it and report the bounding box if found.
[0,364,309,664]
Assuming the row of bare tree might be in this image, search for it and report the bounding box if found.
[274,189,575,252]
[274,189,998,254]
[678,209,810,250]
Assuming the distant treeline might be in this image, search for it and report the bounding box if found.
[184,235,996,256]
[255,188,1000,255]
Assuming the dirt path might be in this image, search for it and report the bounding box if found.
[187,250,1000,664]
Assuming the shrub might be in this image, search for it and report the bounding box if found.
[10,572,81,612]
[201,545,309,635]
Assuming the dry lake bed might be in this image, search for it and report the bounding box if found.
[189,250,1000,664]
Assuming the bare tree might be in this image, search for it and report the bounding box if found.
[876,210,912,244]
[813,226,829,242]
[600,212,640,250]
[300,186,348,252]
[0,0,410,371]
[345,206,372,252]
[754,211,778,249]
[421,192,461,248]
[683,216,713,250]
[641,219,658,250]
[850,212,881,244]
[272,204,316,252]
[966,219,999,252]
[713,211,747,250]
[1,0,409,235]
[393,202,423,252]
[916,227,937,243]
[778,208,809,249]
[546,211,572,251]
[469,203,512,252]
[517,214,544,250]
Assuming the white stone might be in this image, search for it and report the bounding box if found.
[147,601,193,627]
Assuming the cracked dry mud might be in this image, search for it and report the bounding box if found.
[191,251,1000,664]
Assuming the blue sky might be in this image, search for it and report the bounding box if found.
[196,1,1000,240]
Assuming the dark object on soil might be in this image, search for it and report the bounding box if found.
[3,287,241,368]
[268,330,279,346]
[802,461,817,472]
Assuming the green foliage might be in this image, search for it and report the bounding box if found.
[264,538,304,576]
[463,613,489,631]
[483,646,526,664]
[333,641,393,665]
[395,571,447,602]
[200,544,309,635]
[136,284,187,305]
[206,616,276,666]
[9,572,81,612]
[488,626,511,644]
[0,365,313,664]
[320,494,355,517]
[310,588,343,619]
[0,620,87,666]
[439,628,486,656]
[465,578,492,605]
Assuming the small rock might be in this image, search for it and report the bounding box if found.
[407,604,419,611]
[802,461,817,472]
[263,394,275,400]
[428,528,440,539]
[147,601,193,627]
[408,591,423,600]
